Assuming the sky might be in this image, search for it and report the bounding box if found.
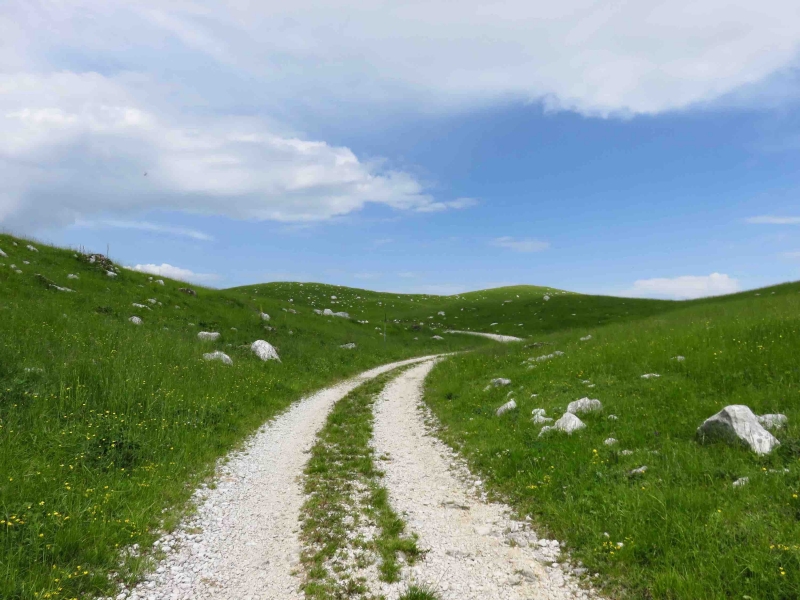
[2,1,800,299]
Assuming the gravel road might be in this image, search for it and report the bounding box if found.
[372,360,596,600]
[444,330,524,342]
[118,355,440,600]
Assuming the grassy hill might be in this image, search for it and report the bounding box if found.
[424,281,800,599]
[4,231,793,599]
[0,233,496,600]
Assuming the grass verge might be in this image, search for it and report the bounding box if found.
[423,284,800,599]
[300,372,426,599]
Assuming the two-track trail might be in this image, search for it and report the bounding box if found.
[121,355,439,600]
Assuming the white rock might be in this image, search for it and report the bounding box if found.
[67,273,78,279]
[641,373,660,379]
[757,413,788,430]
[22,260,29,265]
[580,335,592,341]
[0,249,6,257]
[203,351,232,365]
[197,331,221,341]
[496,399,517,416]
[608,414,618,420]
[620,449,633,456]
[155,279,165,285]
[322,308,350,318]
[106,270,117,277]
[330,295,337,300]
[629,466,647,475]
[532,408,546,417]
[488,378,511,388]
[438,311,445,316]
[543,295,550,301]
[339,342,357,350]
[540,413,586,436]
[260,312,270,321]
[532,414,553,424]
[148,298,157,304]
[671,355,685,362]
[26,244,38,252]
[697,405,780,455]
[604,437,618,446]
[251,340,280,362]
[129,316,143,325]
[732,477,749,487]
[567,398,602,415]
[432,335,444,340]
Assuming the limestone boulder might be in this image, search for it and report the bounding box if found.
[697,405,780,455]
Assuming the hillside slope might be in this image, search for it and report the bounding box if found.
[424,281,800,599]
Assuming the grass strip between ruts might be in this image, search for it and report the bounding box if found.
[300,369,438,600]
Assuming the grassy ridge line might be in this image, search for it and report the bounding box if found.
[0,234,482,600]
[300,370,431,600]
[423,285,800,599]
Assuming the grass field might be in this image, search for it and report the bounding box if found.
[0,233,487,600]
[424,282,800,599]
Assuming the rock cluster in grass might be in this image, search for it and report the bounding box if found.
[531,408,553,424]
[539,413,586,437]
[251,340,280,362]
[697,405,781,455]
[432,335,444,340]
[485,377,511,391]
[339,342,356,349]
[260,312,270,321]
[758,413,788,430]
[640,373,660,379]
[129,316,143,325]
[197,331,221,341]
[203,351,232,365]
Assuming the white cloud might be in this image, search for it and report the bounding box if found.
[397,271,417,278]
[780,251,800,259]
[415,198,479,213]
[74,219,213,241]
[0,72,465,228]
[129,263,219,283]
[746,215,800,224]
[625,273,740,300]
[491,237,550,253]
[12,0,799,117]
[353,272,381,279]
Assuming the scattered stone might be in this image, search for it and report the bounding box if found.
[260,312,270,321]
[339,342,356,349]
[179,287,197,296]
[155,279,165,285]
[532,410,553,424]
[129,316,143,325]
[322,308,350,318]
[604,437,618,446]
[540,413,586,437]
[147,298,157,304]
[580,335,592,341]
[432,335,444,340]
[67,273,78,279]
[22,260,29,265]
[438,311,445,316]
[732,477,749,488]
[106,270,117,277]
[330,295,337,300]
[487,378,511,389]
[757,413,788,430]
[543,295,550,301]
[26,244,38,252]
[567,397,602,415]
[620,449,633,456]
[608,414,618,420]
[697,405,780,455]
[197,331,221,341]
[495,399,517,416]
[132,303,150,309]
[641,373,660,379]
[671,355,685,362]
[0,249,6,257]
[251,340,280,362]
[629,466,647,475]
[203,351,232,365]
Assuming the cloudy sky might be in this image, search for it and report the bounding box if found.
[3,1,800,298]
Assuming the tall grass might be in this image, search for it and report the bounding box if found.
[424,284,800,599]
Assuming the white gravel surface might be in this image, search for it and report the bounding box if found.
[444,330,524,343]
[372,360,597,600]
[117,355,440,600]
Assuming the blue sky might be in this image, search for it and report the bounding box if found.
[3,1,800,298]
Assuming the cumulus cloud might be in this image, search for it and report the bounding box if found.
[491,237,550,253]
[74,219,213,241]
[129,263,219,283]
[746,215,800,224]
[626,273,741,300]
[12,0,798,116]
[0,72,465,228]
